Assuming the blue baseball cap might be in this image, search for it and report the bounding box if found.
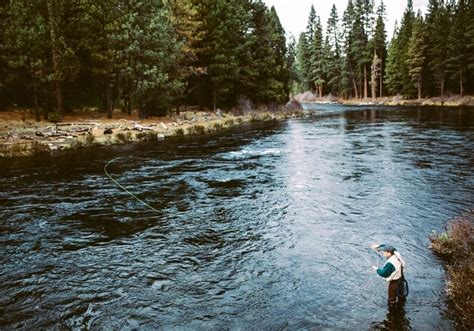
[380,245,396,253]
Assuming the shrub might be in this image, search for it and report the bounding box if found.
[430,211,474,328]
[47,111,62,123]
[224,119,234,127]
[431,216,473,259]
[212,122,223,131]
[85,133,95,146]
[146,131,158,140]
[115,132,128,144]
[174,128,184,136]
[136,132,148,141]
[70,139,84,149]
[187,125,206,135]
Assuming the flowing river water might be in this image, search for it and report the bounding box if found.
[1,105,473,329]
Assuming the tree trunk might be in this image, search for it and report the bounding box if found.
[352,77,359,99]
[176,104,180,116]
[212,86,217,112]
[440,75,445,98]
[460,70,463,97]
[46,0,64,115]
[380,69,383,98]
[364,65,368,99]
[33,79,40,121]
[417,75,422,100]
[371,68,376,101]
[127,92,132,115]
[107,83,113,119]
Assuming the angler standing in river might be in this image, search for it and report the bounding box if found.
[371,244,407,305]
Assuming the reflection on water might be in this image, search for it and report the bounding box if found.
[0,106,473,329]
[371,301,411,330]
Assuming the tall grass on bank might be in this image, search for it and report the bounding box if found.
[430,211,474,328]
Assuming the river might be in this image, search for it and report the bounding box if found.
[1,105,473,329]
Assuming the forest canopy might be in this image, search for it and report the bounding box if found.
[1,0,473,119]
[0,0,290,118]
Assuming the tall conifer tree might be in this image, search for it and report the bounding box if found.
[407,12,428,100]
[373,1,387,97]
[447,0,469,96]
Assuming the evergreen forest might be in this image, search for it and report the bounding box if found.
[0,0,290,118]
[1,0,473,120]
[295,0,474,100]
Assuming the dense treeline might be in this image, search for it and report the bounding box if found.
[0,0,290,118]
[295,0,474,100]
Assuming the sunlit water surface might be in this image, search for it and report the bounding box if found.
[1,105,473,329]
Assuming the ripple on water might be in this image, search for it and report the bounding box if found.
[0,107,472,329]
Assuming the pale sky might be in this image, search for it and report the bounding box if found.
[262,0,429,41]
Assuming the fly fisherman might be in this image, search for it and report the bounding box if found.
[370,243,406,305]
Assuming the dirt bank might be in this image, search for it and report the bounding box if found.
[0,108,304,157]
[294,92,474,107]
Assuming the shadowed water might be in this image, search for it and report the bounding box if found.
[0,105,473,329]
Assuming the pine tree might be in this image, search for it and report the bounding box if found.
[407,12,428,100]
[80,0,122,118]
[447,0,469,96]
[268,6,289,103]
[306,5,317,45]
[342,0,357,98]
[309,14,324,97]
[426,0,450,97]
[194,0,253,109]
[46,0,67,115]
[326,4,342,95]
[467,0,474,94]
[373,0,387,97]
[385,22,403,95]
[164,0,201,114]
[0,2,9,109]
[245,1,277,104]
[3,0,50,120]
[286,34,298,96]
[396,0,416,97]
[126,2,181,117]
[350,4,366,98]
[354,0,373,99]
[296,32,311,91]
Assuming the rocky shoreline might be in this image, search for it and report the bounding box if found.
[0,109,304,158]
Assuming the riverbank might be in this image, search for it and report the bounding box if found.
[294,92,474,107]
[430,211,474,329]
[0,107,304,158]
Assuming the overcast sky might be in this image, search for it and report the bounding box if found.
[262,0,429,40]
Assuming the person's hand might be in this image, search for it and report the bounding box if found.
[371,266,377,272]
[370,243,379,250]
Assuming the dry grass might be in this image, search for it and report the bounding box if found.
[430,211,474,328]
